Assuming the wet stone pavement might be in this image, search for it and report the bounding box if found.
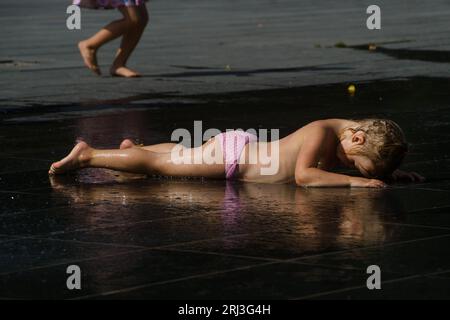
[2,0,450,300]
[3,0,450,108]
[1,76,450,299]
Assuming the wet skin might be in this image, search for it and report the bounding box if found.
[49,119,424,188]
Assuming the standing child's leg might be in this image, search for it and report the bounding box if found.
[49,140,225,178]
[110,4,149,77]
[78,9,130,75]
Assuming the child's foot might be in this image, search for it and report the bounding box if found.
[49,142,91,175]
[120,139,136,149]
[78,41,101,75]
[110,65,141,78]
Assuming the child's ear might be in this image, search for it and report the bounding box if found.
[352,131,365,145]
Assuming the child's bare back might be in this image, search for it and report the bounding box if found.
[238,119,353,183]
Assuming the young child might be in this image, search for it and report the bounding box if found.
[74,0,149,77]
[48,119,424,187]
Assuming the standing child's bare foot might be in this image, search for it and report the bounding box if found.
[110,65,141,78]
[120,139,136,149]
[49,142,92,175]
[78,41,101,75]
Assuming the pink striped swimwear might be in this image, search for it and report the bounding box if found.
[73,0,148,9]
[216,130,258,180]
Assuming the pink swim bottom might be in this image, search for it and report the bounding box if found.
[215,130,258,180]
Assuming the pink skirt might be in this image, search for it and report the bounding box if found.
[73,0,148,9]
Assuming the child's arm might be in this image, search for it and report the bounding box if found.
[294,127,386,188]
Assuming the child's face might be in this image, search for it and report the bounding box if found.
[340,153,376,178]
[338,131,376,178]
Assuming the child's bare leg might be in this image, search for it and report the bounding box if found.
[79,11,129,75]
[119,139,137,150]
[119,139,179,153]
[49,140,224,178]
[111,5,149,77]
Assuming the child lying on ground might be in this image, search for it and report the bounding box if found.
[48,119,424,187]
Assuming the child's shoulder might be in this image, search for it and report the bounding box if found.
[307,118,343,126]
[284,119,343,140]
[291,119,343,142]
[300,119,335,132]
[284,120,328,141]
[303,118,346,133]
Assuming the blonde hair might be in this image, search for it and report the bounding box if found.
[342,119,408,178]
